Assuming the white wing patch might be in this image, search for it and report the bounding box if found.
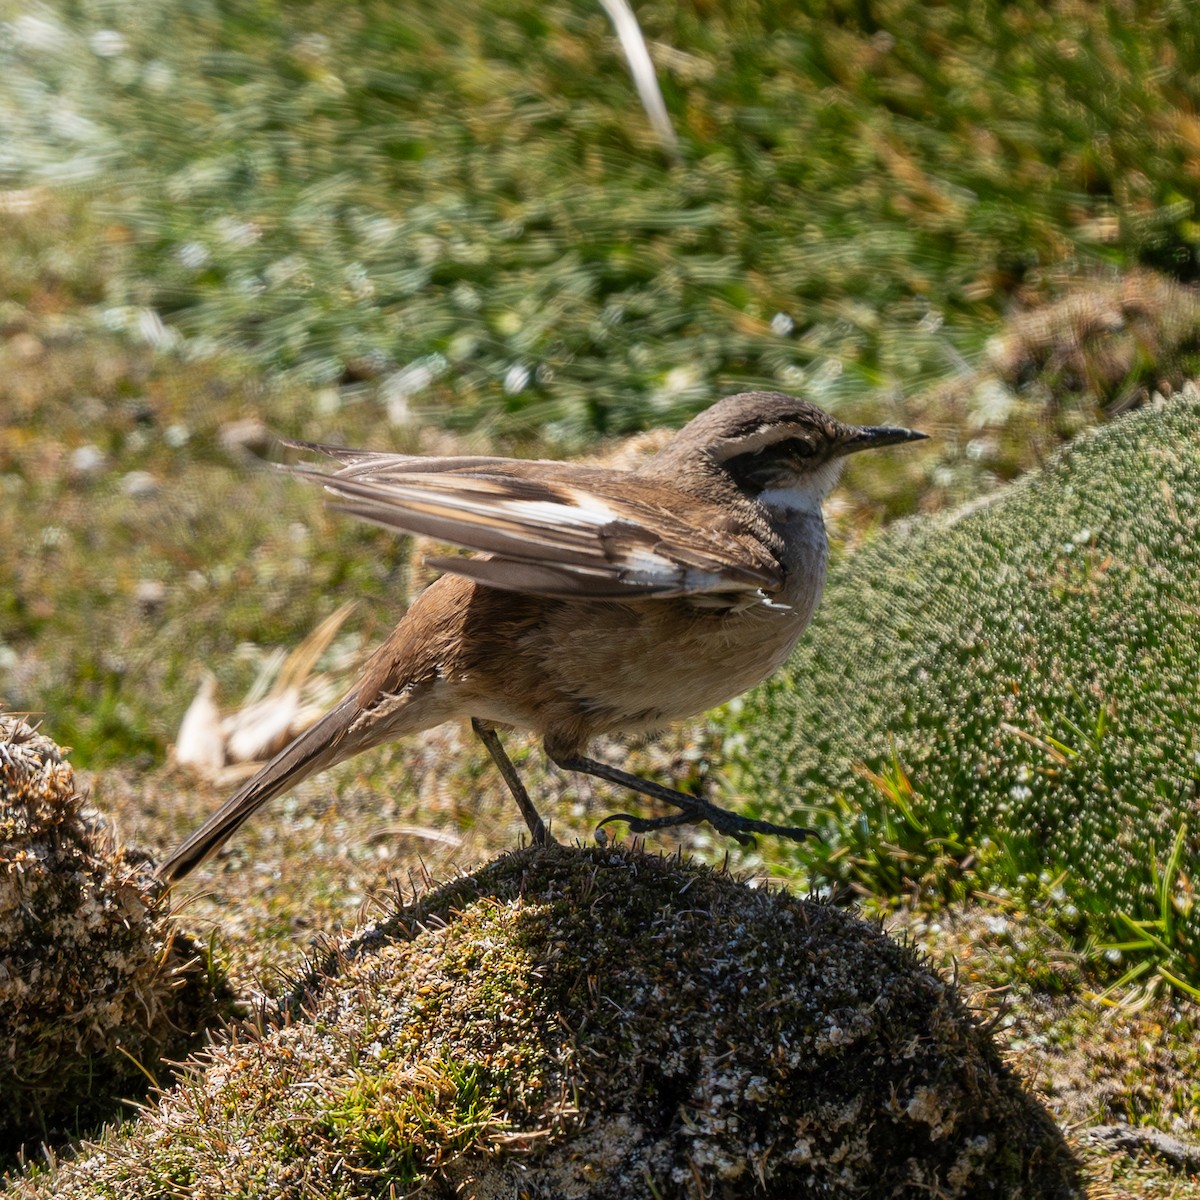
[292,460,780,602]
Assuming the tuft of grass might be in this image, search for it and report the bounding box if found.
[1099,822,1200,1003]
[323,1056,505,1185]
[731,396,1200,995]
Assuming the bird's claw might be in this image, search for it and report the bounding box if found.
[596,810,696,835]
[596,801,817,848]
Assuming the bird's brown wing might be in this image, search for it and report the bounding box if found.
[285,444,780,601]
[280,437,515,475]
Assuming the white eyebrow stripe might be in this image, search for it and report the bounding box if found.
[709,422,811,461]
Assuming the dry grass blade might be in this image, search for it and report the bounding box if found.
[174,602,359,781]
[596,0,681,163]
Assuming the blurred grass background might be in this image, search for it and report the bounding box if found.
[2,0,1200,1021]
[3,0,1199,443]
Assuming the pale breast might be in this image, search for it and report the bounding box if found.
[534,508,827,735]
[446,504,829,745]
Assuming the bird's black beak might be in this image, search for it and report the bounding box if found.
[835,424,929,457]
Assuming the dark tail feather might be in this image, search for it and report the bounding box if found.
[158,695,360,883]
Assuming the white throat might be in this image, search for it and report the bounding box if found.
[756,459,844,517]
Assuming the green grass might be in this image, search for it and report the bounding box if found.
[731,397,1200,995]
[322,1056,504,1185]
[2,0,1199,442]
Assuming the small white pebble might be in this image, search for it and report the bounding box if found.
[121,470,159,498]
[70,444,108,475]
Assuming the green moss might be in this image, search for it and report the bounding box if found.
[732,397,1200,994]
[323,1056,505,1184]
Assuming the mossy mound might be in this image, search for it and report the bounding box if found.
[0,716,228,1160]
[16,846,1077,1199]
[732,397,1200,989]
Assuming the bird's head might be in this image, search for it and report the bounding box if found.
[653,391,928,511]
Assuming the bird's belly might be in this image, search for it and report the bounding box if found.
[546,592,816,735]
[636,608,807,725]
[461,514,828,742]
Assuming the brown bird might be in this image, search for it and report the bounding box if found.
[159,391,926,882]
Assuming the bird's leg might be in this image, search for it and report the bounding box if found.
[546,745,818,846]
[471,718,555,847]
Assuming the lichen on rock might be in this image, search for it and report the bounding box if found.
[0,715,228,1161]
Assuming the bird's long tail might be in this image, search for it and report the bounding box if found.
[157,694,361,883]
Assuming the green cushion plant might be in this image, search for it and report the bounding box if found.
[733,397,1200,996]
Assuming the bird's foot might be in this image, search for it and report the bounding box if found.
[597,797,817,848]
[550,748,818,848]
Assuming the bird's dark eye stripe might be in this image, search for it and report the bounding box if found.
[764,438,816,459]
[744,437,815,462]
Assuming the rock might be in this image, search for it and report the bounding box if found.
[68,444,108,477]
[0,716,229,1162]
[120,469,160,498]
[218,416,273,458]
[133,578,167,615]
[20,846,1077,1198]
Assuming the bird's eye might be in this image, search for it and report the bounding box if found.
[785,438,816,458]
